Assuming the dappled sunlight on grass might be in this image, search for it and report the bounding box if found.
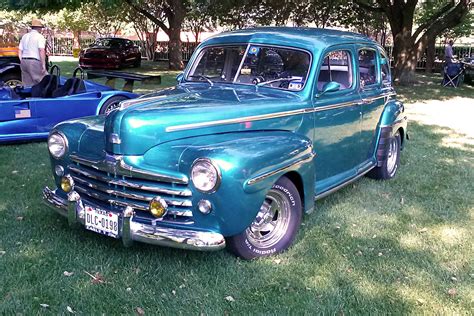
[435,226,468,246]
[399,233,424,250]
[397,73,474,104]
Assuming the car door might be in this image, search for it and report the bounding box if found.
[357,46,386,162]
[0,98,35,137]
[312,46,364,193]
[30,93,102,133]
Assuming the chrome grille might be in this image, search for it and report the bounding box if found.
[68,156,193,222]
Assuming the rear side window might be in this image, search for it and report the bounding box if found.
[358,49,377,87]
[317,50,352,91]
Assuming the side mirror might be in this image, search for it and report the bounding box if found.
[317,81,340,97]
[176,72,184,83]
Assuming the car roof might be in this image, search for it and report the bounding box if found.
[204,27,377,51]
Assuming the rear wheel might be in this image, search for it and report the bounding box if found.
[368,130,401,180]
[1,72,23,88]
[226,176,302,259]
[99,96,129,115]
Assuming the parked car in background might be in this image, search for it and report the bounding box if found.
[43,28,408,259]
[79,38,141,69]
[1,65,137,143]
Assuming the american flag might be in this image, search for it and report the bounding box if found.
[15,109,31,119]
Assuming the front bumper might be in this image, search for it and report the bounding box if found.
[42,187,226,251]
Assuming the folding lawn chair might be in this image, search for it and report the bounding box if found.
[442,63,465,88]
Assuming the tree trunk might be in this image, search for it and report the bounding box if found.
[168,27,183,70]
[425,37,436,73]
[72,30,81,49]
[391,29,417,85]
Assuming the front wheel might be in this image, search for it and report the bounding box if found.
[99,96,129,115]
[368,130,401,180]
[226,176,302,259]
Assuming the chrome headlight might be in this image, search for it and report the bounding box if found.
[191,158,221,193]
[48,132,68,159]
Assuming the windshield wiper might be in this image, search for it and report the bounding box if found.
[189,75,214,86]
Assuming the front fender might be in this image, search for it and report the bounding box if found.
[143,131,315,236]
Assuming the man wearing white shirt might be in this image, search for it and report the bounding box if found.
[19,19,47,86]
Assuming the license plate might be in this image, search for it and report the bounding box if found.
[84,206,119,238]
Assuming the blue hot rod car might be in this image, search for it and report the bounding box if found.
[43,28,407,259]
[0,67,137,142]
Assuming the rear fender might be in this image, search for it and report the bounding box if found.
[0,63,20,76]
[375,99,408,166]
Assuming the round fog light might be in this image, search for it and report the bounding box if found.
[60,175,74,193]
[198,199,212,214]
[149,197,168,218]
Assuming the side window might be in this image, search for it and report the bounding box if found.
[358,49,377,87]
[317,50,352,92]
[379,49,391,84]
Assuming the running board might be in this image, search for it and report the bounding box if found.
[314,165,375,200]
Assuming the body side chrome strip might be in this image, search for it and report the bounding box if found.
[166,101,356,133]
[247,152,315,186]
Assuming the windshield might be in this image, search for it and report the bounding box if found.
[92,39,123,48]
[186,44,311,91]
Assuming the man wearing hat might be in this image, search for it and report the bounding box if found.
[18,19,48,86]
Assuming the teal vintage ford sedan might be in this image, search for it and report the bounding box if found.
[43,28,407,259]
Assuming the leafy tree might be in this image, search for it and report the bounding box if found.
[53,7,90,48]
[354,0,471,85]
[123,0,187,70]
[82,2,125,37]
[183,0,215,42]
[124,1,163,60]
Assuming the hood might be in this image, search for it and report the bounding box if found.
[105,84,308,155]
[83,47,117,55]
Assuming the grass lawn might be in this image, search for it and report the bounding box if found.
[0,61,473,314]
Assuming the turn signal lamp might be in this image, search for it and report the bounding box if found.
[60,175,74,193]
[149,197,168,218]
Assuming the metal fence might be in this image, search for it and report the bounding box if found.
[47,37,472,70]
[384,45,473,70]
[49,37,199,61]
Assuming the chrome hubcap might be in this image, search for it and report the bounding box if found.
[386,137,398,175]
[104,102,121,115]
[246,189,291,248]
[5,79,22,89]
